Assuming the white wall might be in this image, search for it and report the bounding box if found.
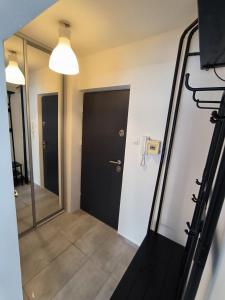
[0,1,56,299]
[64,76,83,212]
[207,236,225,300]
[69,27,212,245]
[66,26,225,300]
[10,89,25,170]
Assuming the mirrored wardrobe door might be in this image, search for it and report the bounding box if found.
[4,35,34,234]
[27,43,64,222]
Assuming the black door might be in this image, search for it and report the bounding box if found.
[42,95,59,195]
[81,90,130,229]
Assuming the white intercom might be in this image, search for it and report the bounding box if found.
[147,139,161,155]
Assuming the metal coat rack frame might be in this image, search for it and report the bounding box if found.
[147,19,225,300]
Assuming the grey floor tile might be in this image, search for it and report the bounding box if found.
[111,242,137,282]
[94,276,119,300]
[18,211,137,299]
[24,245,86,300]
[75,222,116,256]
[20,223,71,284]
[36,196,59,221]
[34,188,60,221]
[17,205,33,221]
[60,213,98,243]
[49,210,85,232]
[16,184,32,197]
[16,198,28,211]
[90,234,128,273]
[16,184,61,234]
[53,260,108,300]
[17,215,33,234]
[16,185,33,205]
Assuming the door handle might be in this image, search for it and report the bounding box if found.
[109,160,122,165]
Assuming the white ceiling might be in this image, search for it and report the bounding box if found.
[4,36,49,72]
[4,36,24,66]
[20,0,197,57]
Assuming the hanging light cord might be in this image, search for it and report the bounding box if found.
[214,67,225,82]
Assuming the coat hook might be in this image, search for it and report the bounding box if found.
[196,179,202,185]
[185,73,225,92]
[210,110,225,123]
[186,221,191,229]
[185,76,221,110]
[192,194,198,203]
[185,227,197,236]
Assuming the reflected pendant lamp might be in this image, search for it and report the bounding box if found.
[5,51,25,85]
[49,21,79,75]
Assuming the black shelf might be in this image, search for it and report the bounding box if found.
[111,230,184,300]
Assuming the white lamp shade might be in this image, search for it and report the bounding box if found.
[5,60,25,85]
[49,37,79,75]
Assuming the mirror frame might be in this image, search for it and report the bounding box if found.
[13,32,65,237]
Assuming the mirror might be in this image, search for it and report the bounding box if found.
[4,35,64,235]
[27,44,63,222]
[4,35,33,234]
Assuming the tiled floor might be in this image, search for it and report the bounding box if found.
[15,184,60,233]
[20,210,137,300]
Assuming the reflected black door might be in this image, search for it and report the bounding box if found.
[81,90,130,229]
[42,95,59,195]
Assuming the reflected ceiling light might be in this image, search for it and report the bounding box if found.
[5,51,25,85]
[49,21,79,75]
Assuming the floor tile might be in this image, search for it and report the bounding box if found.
[90,234,127,273]
[16,184,32,205]
[17,205,33,221]
[15,184,60,234]
[16,184,32,198]
[53,260,108,300]
[35,189,60,220]
[17,215,33,234]
[18,211,137,299]
[111,242,137,282]
[20,223,71,284]
[75,222,116,256]
[36,196,59,221]
[60,213,98,243]
[24,245,86,300]
[94,276,119,300]
[49,210,85,232]
[16,198,28,211]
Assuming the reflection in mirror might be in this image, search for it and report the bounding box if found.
[4,35,33,234]
[27,44,63,221]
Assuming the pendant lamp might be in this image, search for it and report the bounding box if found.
[5,51,25,85]
[49,21,79,75]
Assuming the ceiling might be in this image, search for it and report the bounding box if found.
[20,0,197,57]
[4,36,50,91]
[4,35,49,72]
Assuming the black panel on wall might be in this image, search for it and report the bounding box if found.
[198,0,225,69]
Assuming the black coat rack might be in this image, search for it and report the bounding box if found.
[179,77,225,300]
[111,19,225,300]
